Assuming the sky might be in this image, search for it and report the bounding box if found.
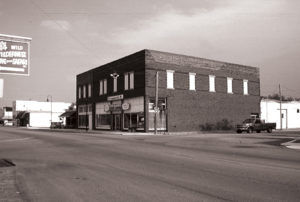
[0,0,300,106]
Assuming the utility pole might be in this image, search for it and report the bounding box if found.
[279,84,282,130]
[155,71,159,135]
[86,100,88,132]
[47,95,52,129]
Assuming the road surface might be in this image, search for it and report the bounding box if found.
[0,127,300,202]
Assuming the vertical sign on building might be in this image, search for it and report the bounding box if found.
[0,34,32,76]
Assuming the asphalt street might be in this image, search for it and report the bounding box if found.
[0,127,300,202]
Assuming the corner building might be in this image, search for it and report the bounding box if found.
[76,49,260,132]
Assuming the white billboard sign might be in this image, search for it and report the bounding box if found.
[0,34,32,76]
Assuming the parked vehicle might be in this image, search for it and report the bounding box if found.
[0,119,13,126]
[236,117,276,133]
[50,122,63,129]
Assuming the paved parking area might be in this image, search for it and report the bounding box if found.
[0,127,299,202]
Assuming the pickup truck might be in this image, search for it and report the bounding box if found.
[236,118,276,133]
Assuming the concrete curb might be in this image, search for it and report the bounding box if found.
[281,139,300,150]
[23,127,204,136]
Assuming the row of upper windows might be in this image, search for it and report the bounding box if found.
[78,72,134,99]
[166,70,249,95]
[78,84,92,99]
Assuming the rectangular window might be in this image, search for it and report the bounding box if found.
[83,85,86,98]
[88,84,91,97]
[99,79,107,95]
[148,98,167,131]
[129,72,134,89]
[243,80,248,95]
[78,115,88,128]
[167,70,174,89]
[124,72,134,90]
[103,79,107,94]
[124,73,128,90]
[209,75,215,92]
[189,73,196,90]
[78,87,81,99]
[227,77,233,94]
[79,106,84,113]
[95,114,111,129]
[113,77,117,92]
[99,80,103,95]
[123,112,145,131]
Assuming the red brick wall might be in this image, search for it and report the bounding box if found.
[145,50,260,132]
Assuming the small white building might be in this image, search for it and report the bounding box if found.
[0,107,13,120]
[261,99,300,129]
[13,100,72,128]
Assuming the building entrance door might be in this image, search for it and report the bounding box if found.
[113,114,121,130]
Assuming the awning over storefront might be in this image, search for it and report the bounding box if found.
[15,111,29,119]
[59,111,76,118]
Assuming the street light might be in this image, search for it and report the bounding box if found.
[46,95,52,129]
[110,72,119,93]
[110,72,119,131]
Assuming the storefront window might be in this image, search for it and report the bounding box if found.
[148,98,167,131]
[78,115,88,128]
[95,114,111,129]
[123,112,144,131]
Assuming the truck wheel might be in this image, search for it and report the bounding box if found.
[256,130,261,133]
[236,130,242,134]
[267,129,272,133]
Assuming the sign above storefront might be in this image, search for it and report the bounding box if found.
[122,103,130,111]
[104,104,110,112]
[107,94,123,101]
[110,102,122,112]
[0,34,32,76]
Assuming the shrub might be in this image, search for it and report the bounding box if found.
[200,123,215,131]
[216,119,234,130]
[200,119,234,131]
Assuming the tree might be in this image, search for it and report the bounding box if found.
[262,93,300,101]
[68,103,76,111]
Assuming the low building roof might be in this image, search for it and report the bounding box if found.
[59,111,76,118]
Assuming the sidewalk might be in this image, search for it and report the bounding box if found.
[25,127,203,136]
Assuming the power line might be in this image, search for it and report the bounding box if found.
[281,85,300,94]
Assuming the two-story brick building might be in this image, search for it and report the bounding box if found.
[76,49,260,132]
